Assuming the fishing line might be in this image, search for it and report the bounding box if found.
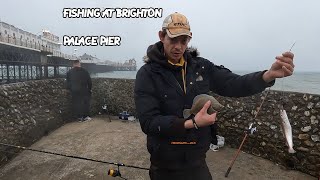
[0,142,149,179]
[225,42,296,177]
[50,129,95,180]
[281,41,296,108]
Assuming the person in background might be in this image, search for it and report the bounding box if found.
[66,60,92,122]
[134,12,294,180]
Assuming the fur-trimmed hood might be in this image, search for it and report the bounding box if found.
[143,42,200,64]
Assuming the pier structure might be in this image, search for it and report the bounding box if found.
[0,21,136,85]
[0,21,75,84]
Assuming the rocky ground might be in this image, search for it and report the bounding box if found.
[0,116,317,180]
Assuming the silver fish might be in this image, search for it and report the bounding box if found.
[279,109,296,153]
[183,94,224,119]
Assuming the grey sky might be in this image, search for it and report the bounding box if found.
[0,0,319,72]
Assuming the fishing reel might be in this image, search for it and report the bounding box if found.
[246,123,257,135]
[108,164,127,180]
[108,169,121,177]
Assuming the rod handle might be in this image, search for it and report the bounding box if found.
[225,167,231,177]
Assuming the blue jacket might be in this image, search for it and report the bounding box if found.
[134,41,274,169]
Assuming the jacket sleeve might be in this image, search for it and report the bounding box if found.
[134,66,187,137]
[206,60,275,97]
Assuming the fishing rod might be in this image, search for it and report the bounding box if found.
[224,42,296,177]
[0,142,149,179]
[224,88,270,177]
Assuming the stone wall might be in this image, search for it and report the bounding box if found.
[215,91,320,177]
[0,79,72,166]
[90,78,136,116]
[0,78,135,167]
[0,78,319,177]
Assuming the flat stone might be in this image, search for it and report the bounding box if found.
[303,94,308,101]
[304,140,315,147]
[304,111,310,116]
[291,106,298,111]
[301,126,312,132]
[251,148,261,157]
[311,135,320,142]
[311,116,318,124]
[315,102,320,108]
[235,107,243,112]
[270,125,277,130]
[31,118,36,125]
[224,122,231,127]
[251,110,257,116]
[310,150,320,156]
[308,156,317,164]
[313,128,319,133]
[297,147,309,152]
[307,102,314,109]
[298,134,310,140]
[316,143,320,151]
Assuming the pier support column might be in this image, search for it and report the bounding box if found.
[40,55,48,78]
[54,66,58,78]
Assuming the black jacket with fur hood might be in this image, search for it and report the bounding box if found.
[134,41,274,169]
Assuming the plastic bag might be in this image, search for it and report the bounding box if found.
[217,135,225,148]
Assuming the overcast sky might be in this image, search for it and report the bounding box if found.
[0,0,319,72]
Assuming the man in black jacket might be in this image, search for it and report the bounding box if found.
[67,60,92,122]
[134,12,294,180]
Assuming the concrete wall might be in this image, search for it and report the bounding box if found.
[0,78,319,177]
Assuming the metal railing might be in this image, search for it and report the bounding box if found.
[0,34,76,60]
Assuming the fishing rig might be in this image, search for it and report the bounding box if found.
[0,142,149,179]
[225,42,296,177]
[102,98,112,122]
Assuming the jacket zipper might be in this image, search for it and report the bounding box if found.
[174,78,185,94]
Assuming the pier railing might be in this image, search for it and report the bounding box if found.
[0,34,76,60]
